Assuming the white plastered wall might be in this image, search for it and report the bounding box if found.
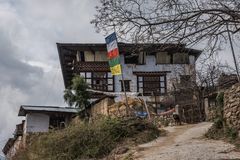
[25,113,49,133]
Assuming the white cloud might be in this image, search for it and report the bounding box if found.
[0,0,103,152]
[0,85,28,148]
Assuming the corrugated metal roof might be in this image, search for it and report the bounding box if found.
[18,105,79,116]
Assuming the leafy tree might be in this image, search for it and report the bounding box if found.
[64,75,90,110]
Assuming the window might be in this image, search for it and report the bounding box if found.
[124,52,146,64]
[156,52,171,64]
[120,80,131,92]
[79,72,114,92]
[76,51,85,62]
[138,52,146,64]
[173,53,189,64]
[137,75,166,95]
[124,52,138,64]
[83,51,108,62]
[95,51,108,61]
[49,114,66,129]
[84,51,95,61]
[92,72,108,91]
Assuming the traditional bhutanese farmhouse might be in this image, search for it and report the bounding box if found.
[57,43,201,113]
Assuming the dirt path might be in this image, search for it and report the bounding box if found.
[133,122,240,160]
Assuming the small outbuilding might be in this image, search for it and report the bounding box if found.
[18,105,78,133]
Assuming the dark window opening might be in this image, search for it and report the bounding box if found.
[124,52,146,64]
[92,72,108,91]
[137,75,166,95]
[76,51,85,62]
[96,79,100,85]
[49,115,66,129]
[80,51,85,61]
[124,52,138,64]
[120,80,131,92]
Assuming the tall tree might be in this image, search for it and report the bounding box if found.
[64,75,90,110]
[92,0,240,51]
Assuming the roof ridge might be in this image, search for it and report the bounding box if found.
[21,105,68,108]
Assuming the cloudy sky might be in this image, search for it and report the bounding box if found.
[0,0,105,153]
[0,0,239,155]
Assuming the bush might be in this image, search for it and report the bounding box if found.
[216,92,224,108]
[14,117,160,160]
[206,92,240,148]
[205,119,224,140]
[205,117,239,143]
[225,127,238,141]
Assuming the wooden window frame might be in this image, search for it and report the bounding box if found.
[155,52,191,65]
[124,52,146,65]
[137,74,167,96]
[120,80,131,92]
[79,72,114,92]
[155,52,172,64]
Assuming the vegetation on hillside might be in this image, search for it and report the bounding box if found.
[205,92,240,148]
[64,75,90,110]
[13,117,161,160]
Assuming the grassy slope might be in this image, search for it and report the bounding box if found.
[14,117,161,160]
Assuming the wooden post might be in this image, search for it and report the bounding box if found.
[121,67,130,116]
[141,93,151,120]
[112,30,130,116]
[227,23,240,82]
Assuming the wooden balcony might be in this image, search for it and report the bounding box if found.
[74,61,110,72]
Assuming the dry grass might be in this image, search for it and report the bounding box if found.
[13,117,160,160]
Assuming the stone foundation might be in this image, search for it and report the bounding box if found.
[224,83,240,130]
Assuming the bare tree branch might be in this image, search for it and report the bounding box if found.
[92,0,240,54]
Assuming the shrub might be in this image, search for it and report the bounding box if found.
[225,127,238,141]
[205,110,225,139]
[14,117,160,160]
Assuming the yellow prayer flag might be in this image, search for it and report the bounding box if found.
[110,64,122,75]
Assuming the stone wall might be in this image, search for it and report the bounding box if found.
[89,97,156,119]
[224,83,240,130]
[89,97,115,118]
[204,96,217,121]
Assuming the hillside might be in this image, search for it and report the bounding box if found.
[13,117,161,160]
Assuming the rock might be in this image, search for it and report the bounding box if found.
[236,111,240,116]
[231,101,239,107]
[233,121,238,126]
[225,112,231,118]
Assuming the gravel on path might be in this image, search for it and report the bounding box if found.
[133,122,240,160]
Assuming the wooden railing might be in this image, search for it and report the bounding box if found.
[74,61,110,72]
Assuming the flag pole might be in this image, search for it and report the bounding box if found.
[120,66,130,116]
[227,23,240,82]
[113,28,130,115]
[105,30,130,116]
